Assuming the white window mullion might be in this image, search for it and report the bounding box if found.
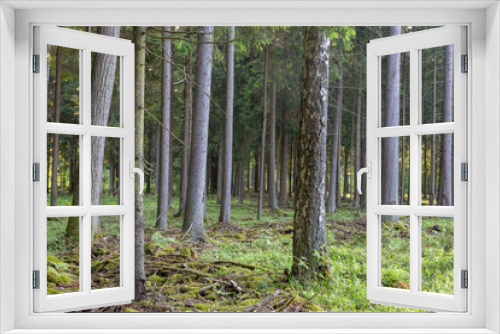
[409,47,420,295]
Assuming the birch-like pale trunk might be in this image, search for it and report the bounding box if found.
[219,26,235,224]
[292,27,328,280]
[182,26,214,241]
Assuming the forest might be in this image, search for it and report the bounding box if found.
[45,26,455,312]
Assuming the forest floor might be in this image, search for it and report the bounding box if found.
[47,193,454,313]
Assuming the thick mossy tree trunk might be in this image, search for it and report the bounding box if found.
[292,27,329,280]
[90,26,120,236]
[182,26,214,242]
[257,45,269,220]
[133,26,147,301]
[156,26,173,230]
[382,26,401,210]
[219,26,235,225]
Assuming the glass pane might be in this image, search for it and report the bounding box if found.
[47,216,80,295]
[421,45,454,124]
[47,134,80,206]
[421,216,454,294]
[381,215,410,289]
[381,136,410,205]
[91,52,121,127]
[91,137,120,206]
[380,51,410,127]
[421,134,454,206]
[92,215,121,290]
[47,45,80,124]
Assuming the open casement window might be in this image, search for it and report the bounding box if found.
[363,26,467,312]
[33,26,136,312]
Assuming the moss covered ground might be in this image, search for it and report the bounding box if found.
[47,193,454,312]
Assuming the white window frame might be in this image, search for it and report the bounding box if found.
[0,1,499,333]
[33,26,135,312]
[365,26,467,312]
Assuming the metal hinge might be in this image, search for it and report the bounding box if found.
[33,54,40,73]
[461,163,468,181]
[33,270,40,289]
[461,54,468,73]
[461,270,468,289]
[33,163,40,182]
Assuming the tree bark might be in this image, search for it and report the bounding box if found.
[382,26,401,210]
[168,44,175,206]
[90,27,120,236]
[177,33,192,216]
[268,81,278,212]
[51,46,62,207]
[109,146,115,196]
[66,149,80,237]
[326,60,343,213]
[292,27,329,280]
[219,26,235,224]
[400,52,408,204]
[354,89,362,207]
[257,45,269,220]
[145,120,152,195]
[238,163,245,204]
[133,26,147,301]
[216,142,223,204]
[430,56,437,205]
[182,26,214,241]
[279,106,289,207]
[156,26,173,229]
[438,45,453,206]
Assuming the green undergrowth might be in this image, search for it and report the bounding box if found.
[47,193,454,312]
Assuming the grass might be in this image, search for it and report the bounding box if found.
[46,191,454,312]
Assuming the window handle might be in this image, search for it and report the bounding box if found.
[129,161,144,195]
[357,162,372,195]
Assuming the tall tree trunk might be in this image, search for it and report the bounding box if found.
[400,52,408,204]
[145,120,152,195]
[238,163,245,204]
[115,160,120,203]
[133,26,146,302]
[343,147,349,201]
[177,34,192,216]
[156,26,173,229]
[382,26,401,210]
[216,142,223,204]
[279,106,289,207]
[292,27,328,280]
[90,27,120,235]
[268,81,278,212]
[327,60,343,213]
[257,45,269,220]
[182,26,214,241]
[109,148,115,196]
[254,152,259,193]
[430,56,437,205]
[155,124,161,192]
[354,89,362,207]
[168,44,175,206]
[66,151,80,237]
[51,46,62,206]
[219,26,235,224]
[438,45,453,206]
